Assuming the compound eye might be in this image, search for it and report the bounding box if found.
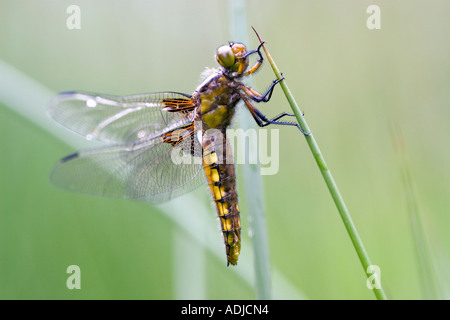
[230,43,246,56]
[216,45,235,68]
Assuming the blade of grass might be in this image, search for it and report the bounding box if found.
[252,29,387,300]
[229,0,272,300]
[391,127,440,299]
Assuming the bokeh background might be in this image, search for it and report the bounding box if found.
[1,0,449,299]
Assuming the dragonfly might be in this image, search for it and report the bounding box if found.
[48,40,302,266]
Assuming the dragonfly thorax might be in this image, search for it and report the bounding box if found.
[196,72,240,130]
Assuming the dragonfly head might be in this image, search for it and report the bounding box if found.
[216,42,249,76]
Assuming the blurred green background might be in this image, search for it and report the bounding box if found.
[1,0,449,299]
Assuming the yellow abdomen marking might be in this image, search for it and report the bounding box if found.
[210,168,220,182]
[202,139,241,265]
[212,185,228,200]
[203,150,218,166]
[219,217,232,231]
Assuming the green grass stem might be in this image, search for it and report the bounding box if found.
[391,127,441,299]
[229,0,272,300]
[253,29,388,300]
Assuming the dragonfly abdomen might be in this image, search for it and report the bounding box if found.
[202,139,241,266]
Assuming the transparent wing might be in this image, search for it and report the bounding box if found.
[48,91,195,143]
[50,124,205,201]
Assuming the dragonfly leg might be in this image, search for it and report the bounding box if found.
[239,74,284,104]
[268,112,297,122]
[242,41,265,60]
[242,42,265,77]
[255,108,310,136]
[241,94,310,136]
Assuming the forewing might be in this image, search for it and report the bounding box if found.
[48,91,195,143]
[50,124,205,201]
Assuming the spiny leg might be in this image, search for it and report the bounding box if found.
[243,41,265,60]
[241,95,310,136]
[254,108,309,136]
[267,112,297,122]
[240,75,284,103]
[242,42,265,77]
